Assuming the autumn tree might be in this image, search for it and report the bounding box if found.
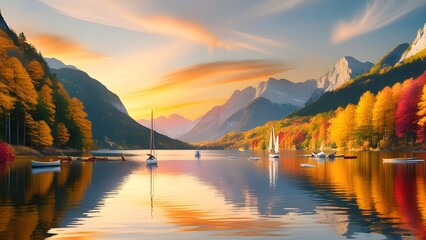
[0,81,15,116]
[372,87,395,147]
[27,60,44,88]
[0,57,38,111]
[0,57,38,144]
[329,104,356,149]
[67,98,92,150]
[355,91,376,148]
[395,76,424,145]
[35,120,53,147]
[57,122,70,146]
[417,85,426,127]
[37,84,56,125]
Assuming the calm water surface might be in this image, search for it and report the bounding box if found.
[0,150,425,239]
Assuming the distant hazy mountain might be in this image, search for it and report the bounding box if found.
[218,97,299,135]
[399,23,426,62]
[45,57,78,70]
[308,56,373,103]
[180,87,257,142]
[138,114,200,139]
[52,68,190,149]
[180,78,316,142]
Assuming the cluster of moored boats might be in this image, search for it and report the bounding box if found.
[31,155,126,168]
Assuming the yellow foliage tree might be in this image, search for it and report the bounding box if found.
[355,91,376,148]
[329,104,356,149]
[417,85,426,127]
[372,87,395,143]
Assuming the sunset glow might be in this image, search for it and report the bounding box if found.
[2,0,425,120]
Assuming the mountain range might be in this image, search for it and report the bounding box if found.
[138,114,199,139]
[210,22,426,150]
[179,56,372,143]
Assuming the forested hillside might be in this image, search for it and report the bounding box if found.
[0,17,92,150]
[209,71,426,151]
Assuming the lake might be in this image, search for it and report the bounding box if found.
[0,150,425,239]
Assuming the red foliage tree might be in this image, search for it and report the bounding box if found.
[0,142,14,162]
[395,72,426,140]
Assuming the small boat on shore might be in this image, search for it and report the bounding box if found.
[383,158,424,163]
[31,160,61,168]
[248,157,260,160]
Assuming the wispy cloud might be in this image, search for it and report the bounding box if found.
[38,0,284,53]
[29,33,105,60]
[331,0,425,44]
[251,0,310,17]
[130,60,289,97]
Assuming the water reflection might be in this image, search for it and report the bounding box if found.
[148,164,157,218]
[0,151,425,239]
[0,157,137,239]
[268,159,278,190]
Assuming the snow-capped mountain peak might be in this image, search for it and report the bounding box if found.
[317,56,373,92]
[399,22,426,62]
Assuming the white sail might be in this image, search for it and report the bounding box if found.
[268,127,274,152]
[275,135,279,153]
[268,125,280,158]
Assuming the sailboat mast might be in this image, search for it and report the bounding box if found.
[150,110,153,155]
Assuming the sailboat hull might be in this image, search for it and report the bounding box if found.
[269,154,279,158]
[146,157,158,165]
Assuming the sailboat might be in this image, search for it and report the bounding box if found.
[268,125,280,158]
[146,110,158,165]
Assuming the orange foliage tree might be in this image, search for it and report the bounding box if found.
[37,84,56,125]
[27,60,44,88]
[56,122,70,146]
[67,98,93,150]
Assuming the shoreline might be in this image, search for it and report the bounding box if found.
[12,146,82,157]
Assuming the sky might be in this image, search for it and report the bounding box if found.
[1,0,426,120]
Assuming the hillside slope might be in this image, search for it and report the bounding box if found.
[52,68,191,149]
